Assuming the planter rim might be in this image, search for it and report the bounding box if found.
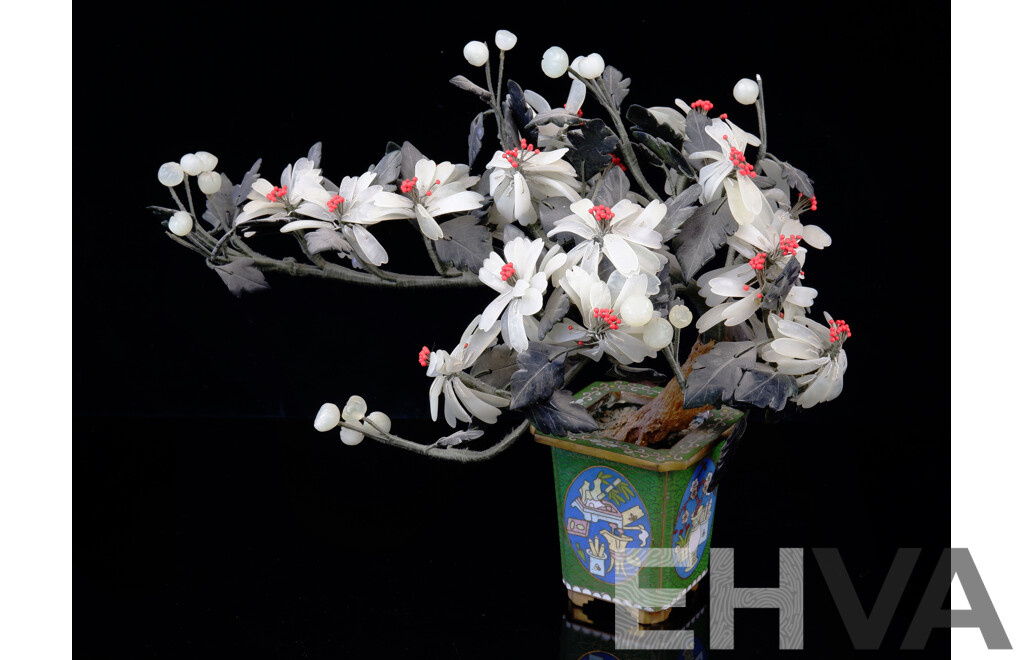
[533,380,743,472]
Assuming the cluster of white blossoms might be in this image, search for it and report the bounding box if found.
[154,29,850,442]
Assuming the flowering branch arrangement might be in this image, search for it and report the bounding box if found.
[154,30,851,462]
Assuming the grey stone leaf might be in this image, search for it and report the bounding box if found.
[525,108,583,130]
[509,342,567,410]
[537,289,571,340]
[776,160,815,197]
[526,389,599,436]
[682,341,757,408]
[674,198,737,282]
[566,118,617,180]
[305,228,351,256]
[501,100,520,147]
[203,172,235,231]
[602,65,630,109]
[468,112,485,167]
[759,257,801,312]
[307,142,322,168]
[212,258,270,298]
[625,104,684,144]
[683,111,719,164]
[593,166,630,207]
[632,130,690,174]
[232,158,262,206]
[471,345,519,389]
[656,185,701,240]
[434,215,492,272]
[504,79,538,146]
[502,223,527,245]
[449,75,492,101]
[538,197,574,238]
[435,428,485,448]
[400,142,426,181]
[734,363,798,411]
[373,149,402,186]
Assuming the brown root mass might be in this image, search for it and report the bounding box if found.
[606,339,716,447]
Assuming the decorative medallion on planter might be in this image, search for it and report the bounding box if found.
[563,465,650,584]
[673,457,716,579]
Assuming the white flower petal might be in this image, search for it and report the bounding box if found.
[481,290,514,331]
[414,203,444,240]
[602,234,640,274]
[350,224,389,266]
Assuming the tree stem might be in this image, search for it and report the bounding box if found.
[754,74,768,173]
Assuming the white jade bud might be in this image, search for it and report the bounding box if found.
[342,395,367,422]
[180,153,204,176]
[168,211,193,237]
[569,55,585,79]
[494,30,517,51]
[463,41,489,67]
[619,295,654,327]
[733,78,759,105]
[643,317,673,349]
[195,151,218,172]
[158,162,184,187]
[669,304,693,329]
[579,53,605,79]
[313,403,341,432]
[541,47,569,78]
[340,427,365,446]
[198,171,222,195]
[365,411,392,434]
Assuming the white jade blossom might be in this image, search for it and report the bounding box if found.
[486,142,581,225]
[545,267,657,365]
[371,159,485,240]
[478,237,567,352]
[234,157,322,229]
[694,261,817,333]
[689,117,769,225]
[760,313,848,408]
[547,198,669,278]
[426,316,509,427]
[278,172,394,266]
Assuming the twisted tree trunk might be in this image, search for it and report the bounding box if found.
[606,339,716,447]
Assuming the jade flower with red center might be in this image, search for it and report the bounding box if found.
[486,141,581,225]
[371,158,486,240]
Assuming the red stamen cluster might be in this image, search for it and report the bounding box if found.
[749,252,768,270]
[690,99,714,112]
[563,103,583,117]
[400,177,419,194]
[499,263,516,281]
[797,193,819,211]
[266,185,288,202]
[719,113,728,120]
[326,195,345,212]
[593,307,621,330]
[779,234,802,256]
[728,144,755,177]
[609,154,626,171]
[417,345,431,367]
[501,139,540,168]
[828,319,852,343]
[588,204,615,222]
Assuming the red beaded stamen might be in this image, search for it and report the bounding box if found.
[417,345,431,367]
[266,185,288,202]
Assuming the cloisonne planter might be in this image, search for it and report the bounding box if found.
[534,381,743,623]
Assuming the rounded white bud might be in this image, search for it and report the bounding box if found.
[579,53,605,80]
[494,29,517,51]
[365,411,392,434]
[342,395,367,422]
[569,55,586,79]
[180,153,204,176]
[733,78,760,105]
[463,41,489,67]
[642,317,673,350]
[541,46,569,78]
[157,162,184,187]
[313,403,341,432]
[198,171,222,195]
[620,295,654,327]
[168,211,193,237]
[339,427,365,446]
[195,150,218,172]
[669,304,693,329]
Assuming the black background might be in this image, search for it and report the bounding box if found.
[77,4,949,658]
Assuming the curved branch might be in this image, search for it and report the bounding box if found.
[346,419,531,463]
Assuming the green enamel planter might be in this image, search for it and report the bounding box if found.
[534,380,743,615]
